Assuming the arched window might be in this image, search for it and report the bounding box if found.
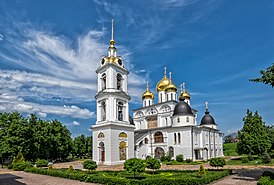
[169,146,174,157]
[118,102,123,121]
[154,131,163,143]
[101,73,106,90]
[145,138,148,144]
[178,133,181,144]
[186,117,189,122]
[101,101,106,121]
[119,132,127,138]
[117,73,123,90]
[98,132,105,138]
[177,117,180,123]
[174,133,177,143]
[99,142,105,162]
[119,141,127,160]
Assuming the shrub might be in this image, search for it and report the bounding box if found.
[185,158,192,163]
[83,160,97,170]
[258,171,274,185]
[124,158,145,178]
[241,156,249,163]
[176,154,184,162]
[146,156,152,160]
[12,151,25,164]
[12,162,32,171]
[48,166,53,170]
[210,158,226,168]
[146,158,161,171]
[35,159,48,167]
[198,164,206,176]
[248,154,254,161]
[67,165,74,172]
[160,155,171,162]
[262,152,272,164]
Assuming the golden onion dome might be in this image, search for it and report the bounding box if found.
[165,80,178,92]
[156,67,170,91]
[142,90,154,100]
[142,82,154,100]
[180,89,191,99]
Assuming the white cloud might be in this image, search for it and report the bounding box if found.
[0,33,3,41]
[71,121,80,126]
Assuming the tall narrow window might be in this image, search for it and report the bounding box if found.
[178,133,181,144]
[186,117,189,122]
[101,73,106,90]
[118,102,123,121]
[165,117,168,126]
[167,94,169,101]
[171,93,173,100]
[177,117,180,123]
[101,101,106,121]
[117,73,123,90]
[174,133,177,143]
[160,94,162,103]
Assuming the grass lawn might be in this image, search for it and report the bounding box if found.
[223,143,239,156]
[24,167,232,185]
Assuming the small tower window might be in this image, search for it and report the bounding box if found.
[101,101,106,121]
[118,102,123,121]
[117,73,123,90]
[186,117,189,122]
[101,73,106,90]
[177,117,180,123]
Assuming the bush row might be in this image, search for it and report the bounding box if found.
[24,167,232,185]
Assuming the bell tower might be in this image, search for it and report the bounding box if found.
[92,19,135,165]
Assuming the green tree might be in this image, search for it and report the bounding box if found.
[145,158,161,172]
[250,63,274,87]
[124,158,145,178]
[86,136,92,158]
[73,134,86,158]
[237,110,271,155]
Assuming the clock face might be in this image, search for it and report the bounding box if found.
[118,59,123,66]
[101,58,105,65]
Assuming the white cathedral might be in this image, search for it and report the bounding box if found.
[92,20,223,165]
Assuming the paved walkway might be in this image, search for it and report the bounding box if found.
[211,168,274,185]
[0,169,97,185]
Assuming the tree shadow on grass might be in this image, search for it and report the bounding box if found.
[0,173,26,185]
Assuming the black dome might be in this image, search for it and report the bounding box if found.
[129,115,134,125]
[200,111,216,125]
[173,97,193,116]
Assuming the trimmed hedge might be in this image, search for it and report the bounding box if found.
[12,162,32,171]
[36,159,48,167]
[24,167,232,185]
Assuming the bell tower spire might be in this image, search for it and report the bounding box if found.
[108,18,116,57]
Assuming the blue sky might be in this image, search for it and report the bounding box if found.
[0,0,273,138]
